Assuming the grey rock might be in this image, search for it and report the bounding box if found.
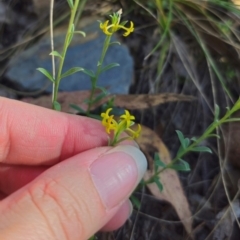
[6,21,133,94]
[0,2,13,24]
[0,87,17,99]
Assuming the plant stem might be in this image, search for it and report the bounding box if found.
[52,0,80,109]
[144,102,240,185]
[86,35,112,115]
[155,0,166,28]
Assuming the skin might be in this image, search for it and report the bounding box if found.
[0,97,136,240]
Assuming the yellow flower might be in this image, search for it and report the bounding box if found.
[99,12,134,37]
[101,108,118,133]
[101,108,141,144]
[120,110,135,128]
[101,108,112,126]
[105,115,118,134]
[100,20,112,36]
[122,21,134,37]
[127,124,141,140]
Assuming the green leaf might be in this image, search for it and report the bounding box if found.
[91,92,108,105]
[88,235,96,240]
[61,67,83,79]
[176,145,184,157]
[82,69,95,78]
[176,130,188,149]
[130,195,141,209]
[109,41,121,46]
[53,101,61,111]
[154,177,163,192]
[207,134,221,139]
[88,114,101,120]
[66,0,74,8]
[191,137,197,142]
[184,138,190,148]
[96,86,108,95]
[100,63,120,73]
[74,31,86,37]
[169,159,191,172]
[121,20,128,26]
[231,98,240,113]
[191,146,212,154]
[103,97,115,109]
[49,51,63,59]
[36,68,54,83]
[154,153,166,168]
[223,118,240,123]
[214,104,220,121]
[69,104,85,113]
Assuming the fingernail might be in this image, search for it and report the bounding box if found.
[118,140,140,149]
[90,145,147,209]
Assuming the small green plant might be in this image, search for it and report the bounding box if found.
[37,6,134,113]
[144,99,240,191]
[85,9,134,116]
[37,0,86,111]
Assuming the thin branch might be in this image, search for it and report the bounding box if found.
[50,0,55,102]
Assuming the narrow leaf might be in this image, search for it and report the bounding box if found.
[184,138,190,148]
[49,51,63,59]
[214,104,220,121]
[207,134,220,139]
[88,236,96,240]
[91,92,108,105]
[53,101,61,111]
[84,99,90,104]
[154,177,163,192]
[121,20,128,26]
[130,195,141,209]
[154,153,166,168]
[69,104,85,113]
[176,145,184,157]
[36,68,54,83]
[66,0,74,8]
[176,130,187,149]
[82,69,95,78]
[223,118,240,123]
[88,114,101,120]
[169,159,191,172]
[191,137,197,142]
[74,31,86,37]
[109,41,121,46]
[100,63,120,73]
[61,67,83,79]
[96,86,108,95]
[191,146,212,154]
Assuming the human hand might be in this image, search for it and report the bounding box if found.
[0,98,147,240]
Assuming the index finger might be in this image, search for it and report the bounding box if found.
[0,97,108,165]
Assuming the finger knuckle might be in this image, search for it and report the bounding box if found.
[27,177,85,240]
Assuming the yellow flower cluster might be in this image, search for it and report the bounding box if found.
[99,11,134,37]
[101,108,141,145]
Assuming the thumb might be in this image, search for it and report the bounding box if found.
[0,145,147,240]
